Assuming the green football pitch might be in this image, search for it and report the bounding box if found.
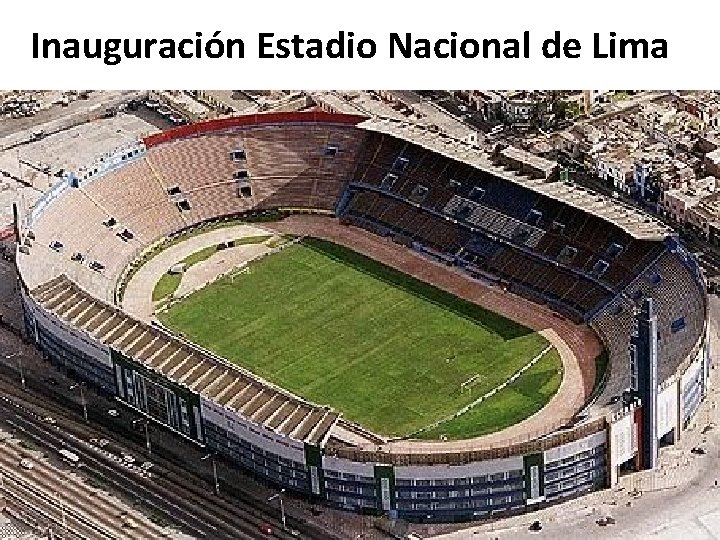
[159,238,561,439]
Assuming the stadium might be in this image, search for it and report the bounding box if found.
[13,110,710,523]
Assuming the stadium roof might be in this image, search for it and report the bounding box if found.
[359,116,674,241]
[31,274,340,447]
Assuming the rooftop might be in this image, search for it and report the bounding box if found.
[664,176,717,207]
[32,274,340,447]
[706,147,720,163]
[0,114,158,191]
[313,91,477,142]
[360,116,674,240]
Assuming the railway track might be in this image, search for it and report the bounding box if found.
[0,433,171,539]
[0,371,336,540]
[2,479,89,540]
[1,403,265,540]
[0,417,194,540]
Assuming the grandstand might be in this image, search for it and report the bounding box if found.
[15,110,709,522]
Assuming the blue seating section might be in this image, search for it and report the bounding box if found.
[344,130,673,319]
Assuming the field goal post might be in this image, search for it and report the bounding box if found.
[460,374,480,394]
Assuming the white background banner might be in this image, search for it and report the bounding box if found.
[0,0,715,89]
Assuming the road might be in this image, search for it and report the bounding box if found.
[0,326,345,540]
[0,422,169,539]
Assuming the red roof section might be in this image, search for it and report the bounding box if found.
[143,111,368,148]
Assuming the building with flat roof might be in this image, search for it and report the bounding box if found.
[662,176,717,224]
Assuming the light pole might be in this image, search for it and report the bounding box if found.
[69,383,88,423]
[3,352,24,389]
[201,453,220,495]
[268,489,286,530]
[133,418,151,455]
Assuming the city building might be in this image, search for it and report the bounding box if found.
[662,176,717,224]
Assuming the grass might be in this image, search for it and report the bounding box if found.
[151,235,273,302]
[420,349,562,440]
[181,245,220,268]
[160,239,558,438]
[118,211,283,301]
[152,273,182,301]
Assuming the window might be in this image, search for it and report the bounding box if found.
[469,186,485,202]
[239,185,252,198]
[512,227,531,243]
[117,229,134,242]
[167,186,182,196]
[103,217,117,228]
[558,245,577,263]
[177,199,191,211]
[324,145,339,157]
[493,472,508,482]
[591,259,609,277]
[551,221,566,234]
[392,156,409,172]
[671,317,686,333]
[527,209,543,226]
[455,203,473,220]
[233,170,249,180]
[380,173,398,190]
[409,185,429,203]
[230,149,246,161]
[605,242,624,258]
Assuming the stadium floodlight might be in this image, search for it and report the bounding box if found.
[201,453,220,495]
[3,352,25,389]
[268,489,286,530]
[69,382,88,423]
[132,418,151,455]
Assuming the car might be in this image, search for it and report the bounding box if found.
[19,458,34,470]
[122,454,135,464]
[43,416,56,425]
[258,523,273,535]
[107,409,120,417]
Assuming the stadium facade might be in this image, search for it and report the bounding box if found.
[14,111,710,522]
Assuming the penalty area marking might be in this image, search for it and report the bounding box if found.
[407,344,554,439]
